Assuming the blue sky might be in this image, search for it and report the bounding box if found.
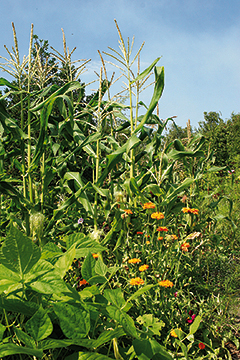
[1,0,240,128]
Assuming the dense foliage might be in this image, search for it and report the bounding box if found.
[0,21,239,359]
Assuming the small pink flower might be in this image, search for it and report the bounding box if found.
[174,292,178,298]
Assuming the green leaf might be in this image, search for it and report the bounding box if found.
[25,305,53,341]
[133,338,173,360]
[95,257,108,276]
[0,226,41,277]
[168,149,205,160]
[64,172,94,214]
[104,288,126,309]
[0,343,43,358]
[54,246,76,279]
[72,352,115,360]
[0,265,21,293]
[207,166,226,172]
[0,296,39,317]
[66,233,86,250]
[106,305,138,338]
[189,315,201,335]
[136,314,165,336]
[130,57,161,84]
[87,275,107,285]
[143,184,164,197]
[126,285,155,304]
[0,77,19,90]
[53,302,90,339]
[14,327,36,348]
[0,323,6,341]
[81,252,97,281]
[134,66,164,134]
[69,236,106,258]
[29,272,71,295]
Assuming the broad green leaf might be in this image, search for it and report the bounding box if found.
[0,343,43,358]
[94,327,126,348]
[81,252,97,281]
[73,238,106,258]
[136,314,165,336]
[14,327,36,348]
[25,305,53,341]
[106,305,138,338]
[95,257,108,276]
[104,288,126,309]
[0,297,39,317]
[133,338,173,360]
[41,338,96,351]
[71,352,115,360]
[0,323,6,341]
[0,226,41,277]
[29,275,70,294]
[54,246,76,279]
[66,233,86,250]
[53,302,90,339]
[41,242,62,259]
[87,275,107,285]
[189,315,201,335]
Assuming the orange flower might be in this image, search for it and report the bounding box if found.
[139,264,149,272]
[171,235,178,240]
[170,329,177,338]
[157,226,169,232]
[130,277,144,285]
[92,253,99,258]
[191,208,199,215]
[142,202,155,209]
[79,279,88,286]
[137,231,144,235]
[128,258,141,264]
[170,328,182,338]
[158,236,164,240]
[146,240,150,244]
[182,207,199,215]
[198,343,205,350]
[180,242,190,252]
[124,209,133,214]
[151,212,164,220]
[158,280,174,288]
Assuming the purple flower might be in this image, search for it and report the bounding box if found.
[78,218,84,224]
[174,292,178,298]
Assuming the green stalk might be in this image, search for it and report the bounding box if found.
[93,68,102,231]
[94,138,100,231]
[27,24,34,203]
[128,68,134,179]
